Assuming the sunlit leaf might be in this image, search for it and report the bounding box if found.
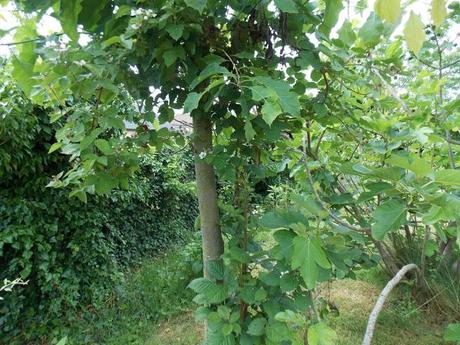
[404,12,426,54]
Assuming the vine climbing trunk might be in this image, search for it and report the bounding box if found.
[192,113,224,278]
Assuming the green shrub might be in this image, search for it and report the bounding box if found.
[0,74,198,342]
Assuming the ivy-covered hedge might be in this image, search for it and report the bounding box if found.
[0,75,197,341]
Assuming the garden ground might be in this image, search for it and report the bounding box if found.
[78,248,447,345]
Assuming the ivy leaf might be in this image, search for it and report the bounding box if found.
[434,169,460,188]
[247,318,267,336]
[320,0,343,36]
[374,0,401,23]
[404,12,426,54]
[166,23,184,41]
[184,92,203,113]
[274,0,298,13]
[432,0,447,27]
[261,100,282,126]
[184,0,207,14]
[371,200,406,240]
[60,0,83,41]
[307,323,337,345]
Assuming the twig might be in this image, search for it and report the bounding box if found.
[361,264,420,345]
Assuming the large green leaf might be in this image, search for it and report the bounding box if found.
[291,237,330,289]
[274,0,298,13]
[387,154,432,177]
[434,169,460,188]
[184,0,207,14]
[254,77,300,116]
[261,99,282,126]
[404,12,426,54]
[307,322,337,345]
[432,0,447,27]
[359,12,384,47]
[60,0,83,41]
[374,0,400,23]
[371,200,407,240]
[184,92,203,113]
[320,0,343,36]
[247,318,267,336]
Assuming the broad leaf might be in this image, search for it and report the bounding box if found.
[432,0,447,27]
[375,0,400,23]
[247,318,267,336]
[404,12,426,54]
[184,0,207,14]
[184,92,202,113]
[320,0,343,36]
[434,169,460,188]
[274,0,298,13]
[307,322,337,345]
[371,200,407,240]
[60,0,83,41]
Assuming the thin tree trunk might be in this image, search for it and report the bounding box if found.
[193,114,224,278]
[362,264,419,345]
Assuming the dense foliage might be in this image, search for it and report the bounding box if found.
[0,69,198,341]
[1,0,460,344]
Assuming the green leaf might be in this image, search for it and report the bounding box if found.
[307,323,337,345]
[291,237,318,289]
[184,0,207,14]
[244,120,256,141]
[261,100,282,126]
[56,336,68,345]
[320,0,343,36]
[94,139,112,155]
[166,23,184,41]
[190,63,229,89]
[163,47,185,67]
[48,142,63,154]
[432,0,447,27]
[222,324,233,336]
[274,0,298,13]
[184,92,202,113]
[188,278,228,304]
[254,77,300,116]
[444,323,460,343]
[60,0,83,41]
[247,318,267,336]
[371,200,406,240]
[359,12,384,48]
[387,154,432,177]
[434,169,460,188]
[404,12,426,54]
[337,20,356,46]
[374,0,401,23]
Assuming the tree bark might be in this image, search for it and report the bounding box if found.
[192,113,224,278]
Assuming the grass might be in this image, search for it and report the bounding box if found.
[145,269,447,345]
[68,247,449,345]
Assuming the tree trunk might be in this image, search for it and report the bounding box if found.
[192,113,224,278]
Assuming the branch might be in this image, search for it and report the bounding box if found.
[361,264,420,345]
[302,136,370,235]
[0,33,64,46]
